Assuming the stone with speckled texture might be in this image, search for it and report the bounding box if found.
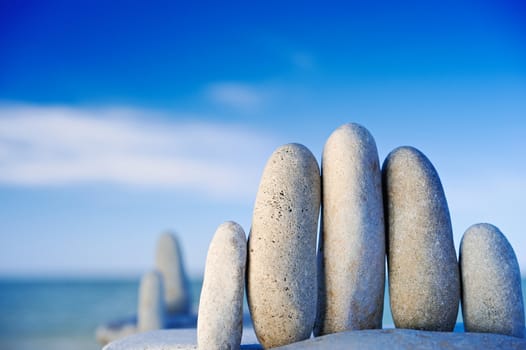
[247,143,321,349]
[314,123,385,336]
[198,221,247,349]
[460,223,525,338]
[382,146,460,331]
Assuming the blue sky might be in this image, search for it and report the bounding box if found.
[0,0,525,277]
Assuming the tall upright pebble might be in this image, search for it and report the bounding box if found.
[314,123,385,336]
[460,223,525,338]
[198,221,247,350]
[383,146,460,331]
[138,270,165,332]
[247,143,321,349]
[155,232,191,314]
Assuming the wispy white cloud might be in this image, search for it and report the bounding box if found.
[207,82,265,111]
[0,104,276,200]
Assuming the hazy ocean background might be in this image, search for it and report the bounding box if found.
[0,277,525,350]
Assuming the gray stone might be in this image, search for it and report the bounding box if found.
[315,123,385,336]
[275,328,526,349]
[198,221,247,349]
[156,232,192,314]
[382,146,460,331]
[103,328,262,350]
[460,223,525,338]
[138,270,166,332]
[247,143,321,348]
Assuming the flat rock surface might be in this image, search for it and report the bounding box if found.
[103,328,261,350]
[96,314,198,345]
[277,329,526,349]
[103,328,526,350]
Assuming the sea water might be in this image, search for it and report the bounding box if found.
[0,278,525,350]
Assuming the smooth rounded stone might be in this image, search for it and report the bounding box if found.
[314,123,385,336]
[382,146,460,331]
[274,328,526,350]
[138,270,166,332]
[460,223,525,338]
[247,143,321,348]
[156,232,192,314]
[103,328,262,350]
[198,221,247,349]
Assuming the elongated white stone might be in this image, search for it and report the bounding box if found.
[247,143,321,348]
[383,146,460,331]
[314,123,385,336]
[460,223,525,338]
[156,232,191,314]
[198,221,247,349]
[138,270,165,332]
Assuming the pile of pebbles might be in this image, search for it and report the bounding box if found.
[197,123,524,349]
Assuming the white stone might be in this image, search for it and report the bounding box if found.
[156,232,191,314]
[460,223,525,338]
[315,123,385,336]
[198,221,247,349]
[247,143,321,348]
[138,270,166,332]
[382,146,460,331]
